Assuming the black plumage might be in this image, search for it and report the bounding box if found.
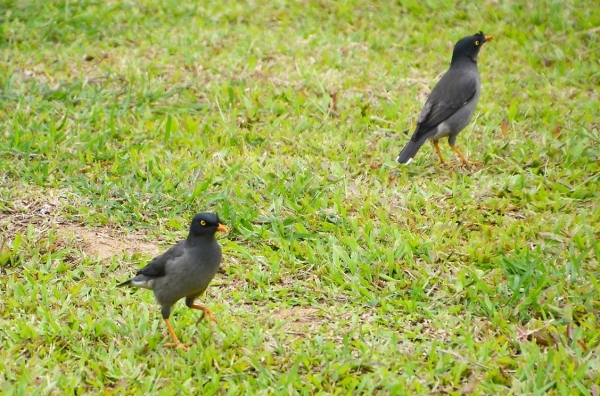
[397,31,493,166]
[118,213,228,350]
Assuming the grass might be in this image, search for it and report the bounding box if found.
[0,0,599,394]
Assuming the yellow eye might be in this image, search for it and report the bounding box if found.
[475,40,479,46]
[200,220,206,226]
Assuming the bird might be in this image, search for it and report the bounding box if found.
[396,31,493,166]
[117,213,228,350]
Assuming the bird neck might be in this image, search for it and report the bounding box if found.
[451,53,478,67]
[186,234,216,248]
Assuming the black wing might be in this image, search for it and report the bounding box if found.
[136,240,186,278]
[411,68,478,142]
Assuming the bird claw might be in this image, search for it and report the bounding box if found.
[445,159,478,170]
[165,342,189,351]
[196,310,216,325]
[459,160,479,168]
[190,304,216,324]
[205,311,216,323]
[165,342,188,351]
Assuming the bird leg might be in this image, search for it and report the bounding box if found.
[163,318,188,350]
[431,140,446,164]
[449,144,473,167]
[190,304,216,323]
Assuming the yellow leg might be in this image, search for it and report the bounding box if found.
[431,140,445,164]
[449,144,471,167]
[163,318,187,350]
[190,304,216,323]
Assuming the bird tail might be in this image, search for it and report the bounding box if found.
[116,279,132,287]
[396,136,428,164]
[116,276,154,290]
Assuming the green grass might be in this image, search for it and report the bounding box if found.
[1,0,599,394]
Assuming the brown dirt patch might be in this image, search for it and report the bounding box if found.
[0,187,159,260]
[59,225,159,260]
[272,306,322,335]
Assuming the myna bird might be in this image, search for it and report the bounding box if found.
[396,31,493,166]
[118,213,228,350]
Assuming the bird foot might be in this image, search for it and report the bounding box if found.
[196,312,216,325]
[458,160,479,168]
[444,158,478,169]
[190,304,216,323]
[165,342,189,351]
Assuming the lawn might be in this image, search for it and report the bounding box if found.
[1,0,599,394]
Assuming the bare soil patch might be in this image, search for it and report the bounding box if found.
[59,225,159,260]
[0,188,159,260]
[272,306,322,335]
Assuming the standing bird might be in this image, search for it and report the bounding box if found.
[397,31,493,166]
[117,213,228,350]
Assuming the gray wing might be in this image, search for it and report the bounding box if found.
[136,240,186,278]
[411,69,478,141]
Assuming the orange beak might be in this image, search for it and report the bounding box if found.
[217,223,228,233]
[485,35,494,41]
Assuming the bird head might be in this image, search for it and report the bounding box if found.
[451,31,493,64]
[189,213,228,237]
